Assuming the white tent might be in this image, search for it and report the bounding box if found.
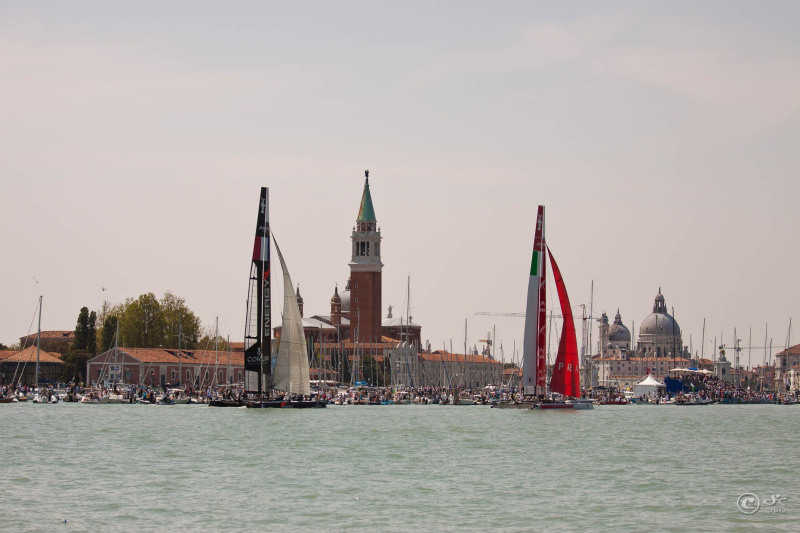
[633,374,666,397]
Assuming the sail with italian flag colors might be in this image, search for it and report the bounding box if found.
[547,246,581,397]
[522,206,546,395]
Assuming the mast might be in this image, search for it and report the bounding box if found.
[701,318,705,361]
[35,295,42,389]
[244,187,271,396]
[522,206,546,396]
[178,318,182,386]
[587,280,594,390]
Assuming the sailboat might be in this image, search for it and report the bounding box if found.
[242,187,325,409]
[494,205,592,410]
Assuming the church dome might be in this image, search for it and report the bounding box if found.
[296,286,304,304]
[330,285,340,304]
[639,289,680,337]
[608,310,630,342]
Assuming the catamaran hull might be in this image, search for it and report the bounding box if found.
[533,400,594,410]
[491,401,538,409]
[208,399,245,407]
[533,402,573,409]
[246,400,327,409]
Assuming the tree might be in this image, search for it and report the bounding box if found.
[72,307,91,352]
[87,311,97,355]
[100,315,119,352]
[65,306,98,382]
[94,292,203,349]
[120,293,165,348]
[161,292,201,349]
[96,300,125,351]
[197,334,230,352]
[61,349,90,383]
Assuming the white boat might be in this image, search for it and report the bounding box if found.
[32,393,59,404]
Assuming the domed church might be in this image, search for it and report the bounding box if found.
[598,309,632,358]
[636,288,684,359]
[594,289,691,387]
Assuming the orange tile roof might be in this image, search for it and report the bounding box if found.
[421,351,500,364]
[1,346,64,364]
[91,347,244,366]
[0,350,18,361]
[776,344,800,357]
[19,330,74,341]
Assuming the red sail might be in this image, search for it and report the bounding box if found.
[547,247,581,398]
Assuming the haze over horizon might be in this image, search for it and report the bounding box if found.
[2,1,799,368]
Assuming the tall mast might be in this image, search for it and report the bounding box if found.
[35,295,42,389]
[178,318,182,386]
[244,187,271,396]
[587,280,594,389]
[262,190,271,395]
[522,205,546,396]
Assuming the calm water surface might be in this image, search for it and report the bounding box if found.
[1,402,798,532]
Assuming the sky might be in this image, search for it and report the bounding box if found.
[2,1,799,369]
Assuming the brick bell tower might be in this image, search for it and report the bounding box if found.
[349,170,383,344]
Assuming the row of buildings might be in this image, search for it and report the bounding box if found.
[4,175,797,393]
[3,175,500,390]
[591,289,799,392]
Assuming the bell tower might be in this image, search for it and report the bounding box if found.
[349,170,383,344]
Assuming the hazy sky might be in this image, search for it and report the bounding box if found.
[2,1,799,368]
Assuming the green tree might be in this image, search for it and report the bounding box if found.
[197,334,230,351]
[161,291,201,349]
[96,300,124,351]
[61,349,90,383]
[87,311,97,355]
[100,315,119,352]
[120,293,165,348]
[72,307,91,352]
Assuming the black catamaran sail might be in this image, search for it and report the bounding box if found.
[244,187,272,396]
[242,187,325,409]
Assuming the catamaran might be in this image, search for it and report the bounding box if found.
[240,187,325,409]
[494,205,592,410]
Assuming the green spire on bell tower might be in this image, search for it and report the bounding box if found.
[357,170,377,223]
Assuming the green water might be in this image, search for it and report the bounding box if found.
[1,403,797,532]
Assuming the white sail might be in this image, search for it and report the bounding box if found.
[271,235,311,396]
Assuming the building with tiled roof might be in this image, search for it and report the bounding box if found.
[18,330,74,354]
[0,346,65,385]
[86,347,244,388]
[775,343,800,391]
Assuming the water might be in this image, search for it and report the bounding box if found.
[2,402,797,532]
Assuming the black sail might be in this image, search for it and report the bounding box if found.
[244,187,271,395]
